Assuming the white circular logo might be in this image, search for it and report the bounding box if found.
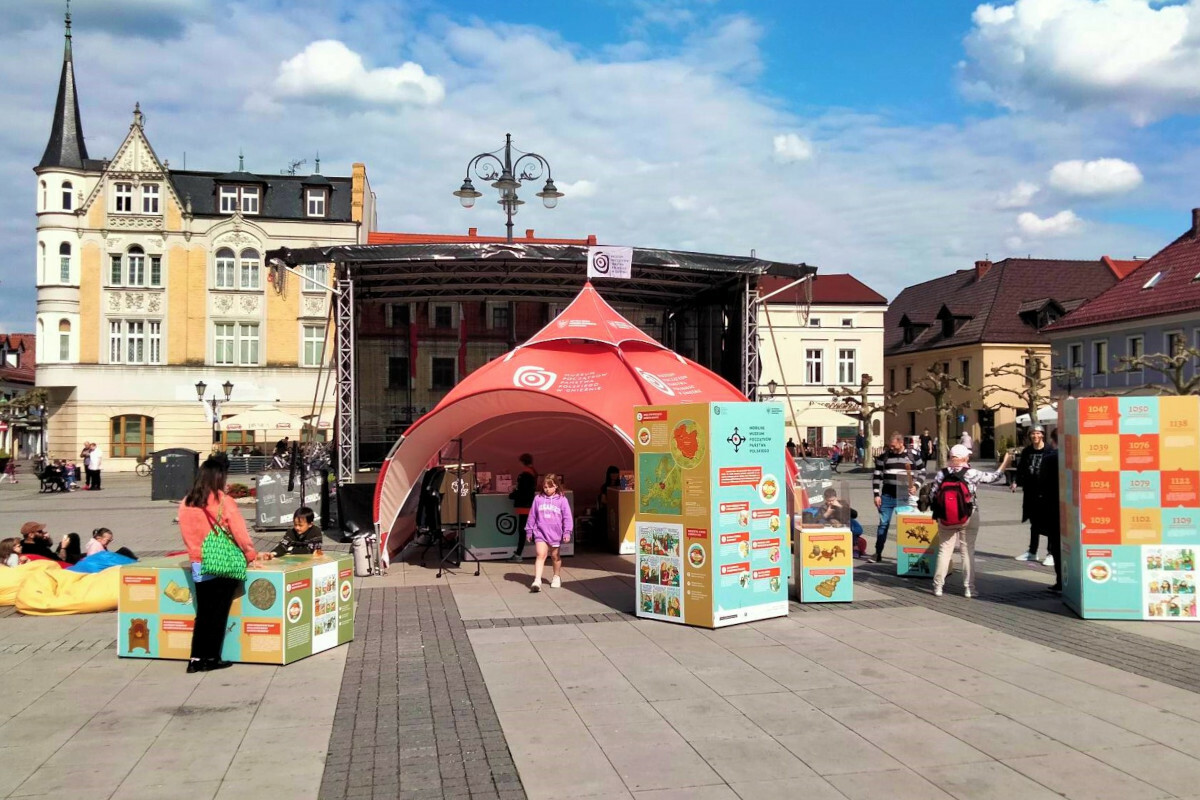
[636,367,675,396]
[513,365,558,391]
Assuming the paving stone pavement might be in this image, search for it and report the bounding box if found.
[319,585,524,800]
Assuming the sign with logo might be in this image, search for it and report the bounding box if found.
[587,246,633,280]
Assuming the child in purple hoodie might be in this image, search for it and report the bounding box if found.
[525,473,573,592]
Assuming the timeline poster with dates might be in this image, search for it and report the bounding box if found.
[634,401,788,629]
[1061,396,1200,621]
[117,553,355,665]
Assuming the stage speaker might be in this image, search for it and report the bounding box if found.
[334,482,377,543]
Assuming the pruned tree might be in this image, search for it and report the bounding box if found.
[906,363,971,467]
[1116,344,1200,395]
[2,388,48,415]
[981,347,1052,423]
[827,373,903,466]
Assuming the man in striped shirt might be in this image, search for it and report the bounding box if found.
[871,432,925,563]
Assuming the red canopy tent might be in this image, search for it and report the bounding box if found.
[375,283,791,559]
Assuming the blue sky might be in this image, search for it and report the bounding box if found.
[3,0,1199,332]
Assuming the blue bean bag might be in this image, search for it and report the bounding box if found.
[68,551,136,574]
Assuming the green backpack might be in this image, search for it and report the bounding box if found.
[200,505,247,581]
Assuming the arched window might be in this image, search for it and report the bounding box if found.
[58,319,70,362]
[59,242,71,283]
[40,181,47,210]
[127,245,145,286]
[111,415,154,459]
[239,248,260,290]
[62,181,73,211]
[215,247,235,289]
[39,242,46,283]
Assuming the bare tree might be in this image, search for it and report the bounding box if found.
[1116,344,1200,395]
[981,347,1053,424]
[906,364,971,467]
[827,373,902,467]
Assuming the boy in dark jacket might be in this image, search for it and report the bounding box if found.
[268,507,323,558]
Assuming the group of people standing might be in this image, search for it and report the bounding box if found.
[78,442,103,490]
[871,425,1061,598]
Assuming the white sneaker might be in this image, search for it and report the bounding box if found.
[1042,554,1055,567]
[1015,552,1037,561]
[933,587,943,597]
[530,580,542,593]
[550,576,562,589]
[964,589,975,599]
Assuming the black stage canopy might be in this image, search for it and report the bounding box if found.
[267,242,814,306]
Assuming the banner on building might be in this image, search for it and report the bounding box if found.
[587,246,633,280]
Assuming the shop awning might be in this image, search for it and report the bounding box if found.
[785,403,859,429]
[219,404,312,432]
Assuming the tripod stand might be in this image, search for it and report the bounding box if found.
[438,438,480,578]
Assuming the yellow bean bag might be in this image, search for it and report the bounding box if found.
[14,564,120,616]
[0,560,61,606]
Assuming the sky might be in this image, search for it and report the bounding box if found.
[4,0,1200,333]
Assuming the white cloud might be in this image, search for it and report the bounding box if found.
[962,0,1200,122]
[275,40,444,106]
[773,133,813,164]
[557,179,597,198]
[996,180,1039,208]
[1017,209,1084,236]
[1048,158,1143,196]
[668,195,700,212]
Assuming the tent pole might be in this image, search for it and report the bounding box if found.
[742,275,758,399]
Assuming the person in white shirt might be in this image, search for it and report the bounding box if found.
[89,444,103,490]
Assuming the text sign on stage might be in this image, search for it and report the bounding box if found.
[587,246,633,280]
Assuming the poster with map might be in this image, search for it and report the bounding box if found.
[634,402,787,629]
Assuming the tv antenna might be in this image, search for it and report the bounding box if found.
[283,158,307,176]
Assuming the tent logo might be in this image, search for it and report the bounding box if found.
[636,368,675,396]
[514,365,558,391]
[592,252,612,274]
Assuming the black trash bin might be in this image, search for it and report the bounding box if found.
[150,448,200,502]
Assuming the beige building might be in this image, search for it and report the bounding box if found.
[33,18,375,469]
[757,274,888,451]
[884,258,1125,458]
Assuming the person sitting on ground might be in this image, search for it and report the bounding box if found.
[819,487,846,524]
[0,538,22,567]
[19,522,63,562]
[262,507,324,559]
[84,527,137,560]
[57,533,83,565]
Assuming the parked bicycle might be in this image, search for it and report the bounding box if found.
[135,457,153,478]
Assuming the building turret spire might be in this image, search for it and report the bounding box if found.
[38,1,90,170]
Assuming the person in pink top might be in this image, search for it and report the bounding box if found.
[178,456,260,673]
[524,473,573,593]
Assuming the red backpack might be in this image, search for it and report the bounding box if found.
[932,468,974,526]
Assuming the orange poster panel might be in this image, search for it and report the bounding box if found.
[1080,500,1121,544]
[1161,471,1200,508]
[1078,398,1119,435]
[1119,434,1160,471]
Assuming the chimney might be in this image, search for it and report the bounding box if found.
[525,229,535,239]
[468,227,477,237]
[974,259,992,281]
[1192,208,1200,237]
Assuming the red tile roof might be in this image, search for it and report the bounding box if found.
[885,259,1119,355]
[369,228,598,245]
[0,333,35,386]
[1049,227,1200,331]
[759,274,887,305]
[1102,256,1144,280]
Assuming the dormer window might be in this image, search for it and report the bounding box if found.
[1036,308,1059,329]
[142,184,159,214]
[306,188,327,218]
[219,185,259,214]
[114,182,133,213]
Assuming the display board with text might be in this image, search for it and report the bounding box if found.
[794,476,854,602]
[1062,396,1200,620]
[634,402,788,628]
[897,509,939,578]
[117,554,354,664]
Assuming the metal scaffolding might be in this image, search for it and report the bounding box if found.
[335,275,357,484]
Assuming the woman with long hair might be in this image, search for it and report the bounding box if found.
[178,456,260,673]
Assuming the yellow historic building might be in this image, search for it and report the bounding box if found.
[34,16,374,468]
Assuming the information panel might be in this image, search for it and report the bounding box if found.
[634,402,788,628]
[1062,396,1200,620]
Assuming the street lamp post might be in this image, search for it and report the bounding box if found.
[1056,362,1083,397]
[37,404,46,458]
[453,133,564,244]
[196,380,234,451]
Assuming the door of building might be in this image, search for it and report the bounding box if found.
[977,409,996,460]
